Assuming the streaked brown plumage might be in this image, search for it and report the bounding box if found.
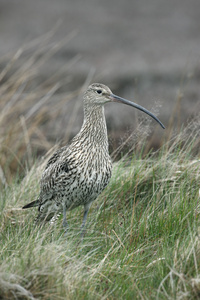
[23,83,165,235]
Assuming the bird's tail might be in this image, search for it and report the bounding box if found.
[22,200,39,209]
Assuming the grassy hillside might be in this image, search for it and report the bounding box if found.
[0,43,200,299]
[1,126,200,299]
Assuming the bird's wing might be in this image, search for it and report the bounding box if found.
[39,147,76,203]
[44,147,65,170]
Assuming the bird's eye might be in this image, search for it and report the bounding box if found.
[96,89,102,94]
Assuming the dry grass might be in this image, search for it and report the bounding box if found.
[0,31,81,184]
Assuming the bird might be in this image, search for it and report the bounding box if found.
[22,83,165,236]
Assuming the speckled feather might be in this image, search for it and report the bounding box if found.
[37,134,112,221]
[23,83,113,224]
[23,83,164,231]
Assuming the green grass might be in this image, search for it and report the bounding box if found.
[0,38,200,299]
[1,127,200,300]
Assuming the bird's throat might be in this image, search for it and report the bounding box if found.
[81,105,109,150]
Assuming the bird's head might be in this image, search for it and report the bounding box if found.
[84,83,165,129]
[83,83,113,105]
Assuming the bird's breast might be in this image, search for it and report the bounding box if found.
[78,152,111,189]
[67,149,112,205]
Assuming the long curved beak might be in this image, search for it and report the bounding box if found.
[110,94,165,129]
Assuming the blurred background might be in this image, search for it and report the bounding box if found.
[0,0,200,180]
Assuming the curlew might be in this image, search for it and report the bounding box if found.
[23,83,165,235]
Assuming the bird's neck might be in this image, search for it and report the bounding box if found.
[78,104,109,150]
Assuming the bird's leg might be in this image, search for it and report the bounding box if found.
[62,205,68,235]
[80,202,91,239]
